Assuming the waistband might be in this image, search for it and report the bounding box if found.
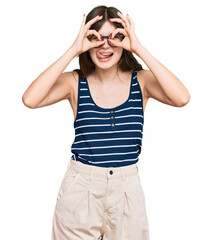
[67,158,139,182]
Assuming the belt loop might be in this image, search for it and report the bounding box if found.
[65,158,72,176]
[121,167,126,182]
[136,164,139,173]
[67,158,71,170]
[89,166,94,181]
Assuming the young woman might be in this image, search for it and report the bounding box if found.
[22,5,190,240]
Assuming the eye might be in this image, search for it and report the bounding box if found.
[89,35,98,41]
[114,34,122,40]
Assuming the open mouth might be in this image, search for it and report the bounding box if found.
[96,52,114,61]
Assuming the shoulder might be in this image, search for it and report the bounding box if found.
[137,69,150,99]
[71,70,79,83]
[137,69,150,84]
[58,71,79,101]
[58,70,78,85]
[63,70,80,88]
[69,70,80,96]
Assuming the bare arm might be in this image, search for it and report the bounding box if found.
[135,45,190,107]
[109,13,190,107]
[22,46,78,108]
[22,14,104,109]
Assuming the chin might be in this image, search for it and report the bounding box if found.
[91,53,121,69]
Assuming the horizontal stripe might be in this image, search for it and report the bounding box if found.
[70,69,144,167]
[79,150,140,157]
[74,115,143,123]
[71,144,141,150]
[73,137,142,144]
[74,122,142,130]
[77,155,139,164]
[74,129,143,137]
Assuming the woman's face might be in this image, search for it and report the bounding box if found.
[88,21,123,70]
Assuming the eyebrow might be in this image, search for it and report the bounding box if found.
[99,33,113,36]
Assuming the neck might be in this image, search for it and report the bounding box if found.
[93,65,122,84]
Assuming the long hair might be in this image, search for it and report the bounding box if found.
[74,5,144,78]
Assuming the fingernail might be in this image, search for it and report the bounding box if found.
[127,14,129,16]
[101,37,103,41]
[109,35,112,39]
[83,14,85,16]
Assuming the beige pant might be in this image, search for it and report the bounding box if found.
[51,158,150,240]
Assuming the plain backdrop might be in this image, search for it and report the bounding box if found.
[1,0,211,239]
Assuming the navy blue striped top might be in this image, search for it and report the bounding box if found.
[70,69,144,167]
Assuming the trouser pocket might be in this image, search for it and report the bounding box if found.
[55,166,79,209]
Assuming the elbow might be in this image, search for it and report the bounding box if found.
[176,92,191,107]
[22,96,35,109]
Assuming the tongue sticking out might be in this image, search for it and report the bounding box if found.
[97,52,113,59]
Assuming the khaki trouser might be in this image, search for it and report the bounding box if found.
[51,158,150,240]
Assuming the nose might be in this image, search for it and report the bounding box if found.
[102,38,110,46]
[101,37,113,48]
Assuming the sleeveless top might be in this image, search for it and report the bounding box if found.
[70,69,144,168]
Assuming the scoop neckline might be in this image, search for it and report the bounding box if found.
[85,70,135,111]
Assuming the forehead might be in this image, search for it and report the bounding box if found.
[98,21,116,35]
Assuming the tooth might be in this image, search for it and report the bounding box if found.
[100,53,111,55]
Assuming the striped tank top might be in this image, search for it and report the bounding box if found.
[70,69,144,168]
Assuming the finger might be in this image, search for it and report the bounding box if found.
[108,39,122,47]
[91,40,105,48]
[85,15,103,31]
[86,29,102,41]
[109,18,126,28]
[126,14,134,28]
[126,14,131,26]
[80,13,87,32]
[111,28,127,39]
[117,11,130,28]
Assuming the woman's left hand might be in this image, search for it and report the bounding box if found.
[109,12,142,54]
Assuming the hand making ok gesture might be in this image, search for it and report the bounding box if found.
[109,11,142,54]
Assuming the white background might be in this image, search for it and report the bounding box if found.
[1,0,211,239]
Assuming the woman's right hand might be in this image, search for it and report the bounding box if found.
[71,14,105,55]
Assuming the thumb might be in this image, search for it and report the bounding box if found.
[92,41,105,48]
[108,39,120,47]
